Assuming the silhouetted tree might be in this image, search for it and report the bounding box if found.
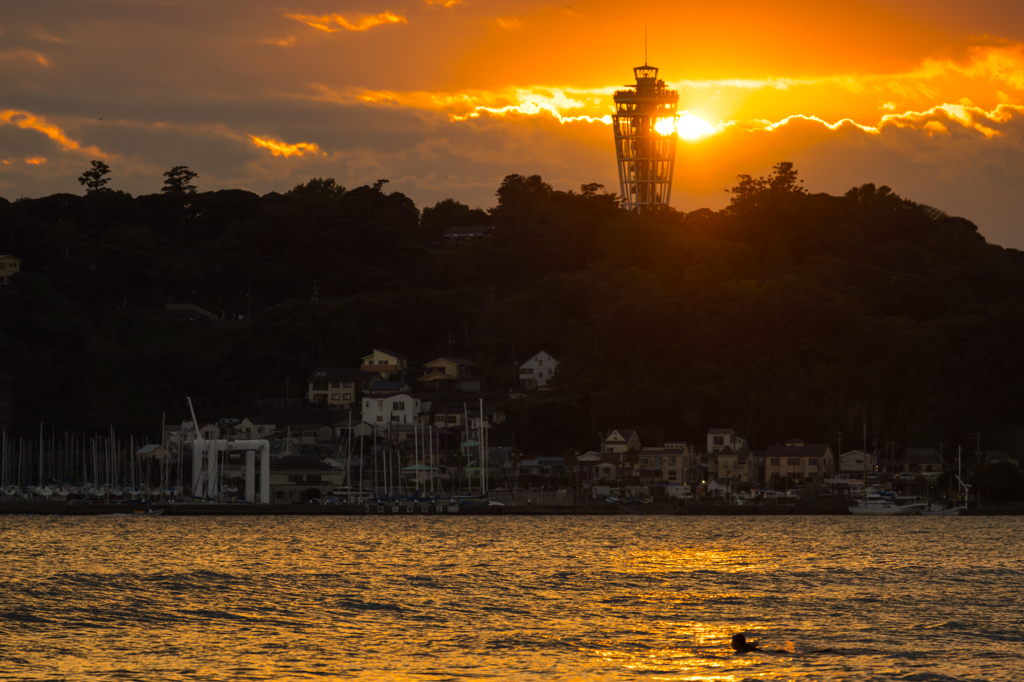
[285,177,346,202]
[162,166,199,195]
[419,198,489,241]
[78,160,112,194]
[727,161,805,213]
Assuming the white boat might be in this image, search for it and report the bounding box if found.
[850,493,926,515]
[920,503,966,516]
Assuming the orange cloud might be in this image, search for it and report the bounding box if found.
[249,135,321,157]
[0,48,49,66]
[24,156,48,165]
[424,0,461,6]
[285,11,406,33]
[0,110,106,157]
[497,18,522,29]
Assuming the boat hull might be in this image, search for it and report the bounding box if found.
[920,507,966,516]
[850,504,924,515]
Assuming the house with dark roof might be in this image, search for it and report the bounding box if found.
[764,440,835,486]
[987,450,1020,467]
[420,357,481,393]
[903,448,945,479]
[443,225,494,242]
[278,423,334,445]
[708,446,756,485]
[231,416,277,440]
[333,418,375,440]
[365,380,412,396]
[306,368,377,409]
[639,442,696,484]
[269,455,341,503]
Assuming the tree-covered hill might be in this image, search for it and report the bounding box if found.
[2,164,1023,458]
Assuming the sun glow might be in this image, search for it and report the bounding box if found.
[676,113,716,140]
[654,117,676,136]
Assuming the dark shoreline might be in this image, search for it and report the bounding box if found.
[1,501,1021,516]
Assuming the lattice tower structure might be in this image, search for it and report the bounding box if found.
[612,65,679,213]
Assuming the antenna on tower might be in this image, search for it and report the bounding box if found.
[645,27,648,65]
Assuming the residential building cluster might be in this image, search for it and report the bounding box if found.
[148,345,1016,504]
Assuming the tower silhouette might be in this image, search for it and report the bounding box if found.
[612,62,679,212]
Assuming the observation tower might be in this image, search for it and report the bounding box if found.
[612,64,679,212]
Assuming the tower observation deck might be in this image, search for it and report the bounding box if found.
[612,65,679,213]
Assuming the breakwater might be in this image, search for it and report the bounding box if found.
[3,500,1021,515]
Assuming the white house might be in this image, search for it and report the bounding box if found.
[707,428,748,454]
[603,429,641,454]
[839,449,878,475]
[362,393,424,434]
[519,350,559,388]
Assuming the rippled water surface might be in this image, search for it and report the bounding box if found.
[2,515,1022,681]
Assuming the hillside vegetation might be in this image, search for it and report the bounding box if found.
[3,164,1023,458]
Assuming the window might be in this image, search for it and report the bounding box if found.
[331,393,340,401]
[331,382,340,388]
[343,393,351,400]
[394,401,405,411]
[379,360,387,365]
[787,458,801,465]
[538,360,543,366]
[376,416,384,422]
[313,382,327,390]
[343,382,352,388]
[770,458,780,465]
[522,369,533,374]
[548,369,552,375]
[713,435,724,445]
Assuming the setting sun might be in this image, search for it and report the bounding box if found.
[676,113,715,140]
[654,117,676,136]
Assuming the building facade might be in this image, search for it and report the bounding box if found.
[707,428,748,454]
[360,349,408,378]
[306,368,376,409]
[638,442,696,484]
[519,350,559,388]
[362,393,424,434]
[764,440,835,487]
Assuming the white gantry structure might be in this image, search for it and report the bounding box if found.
[612,64,679,213]
[192,438,270,503]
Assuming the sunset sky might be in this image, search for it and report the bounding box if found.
[3,0,1024,246]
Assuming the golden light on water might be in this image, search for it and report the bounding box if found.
[676,113,716,140]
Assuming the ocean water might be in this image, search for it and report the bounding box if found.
[1,515,1022,681]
